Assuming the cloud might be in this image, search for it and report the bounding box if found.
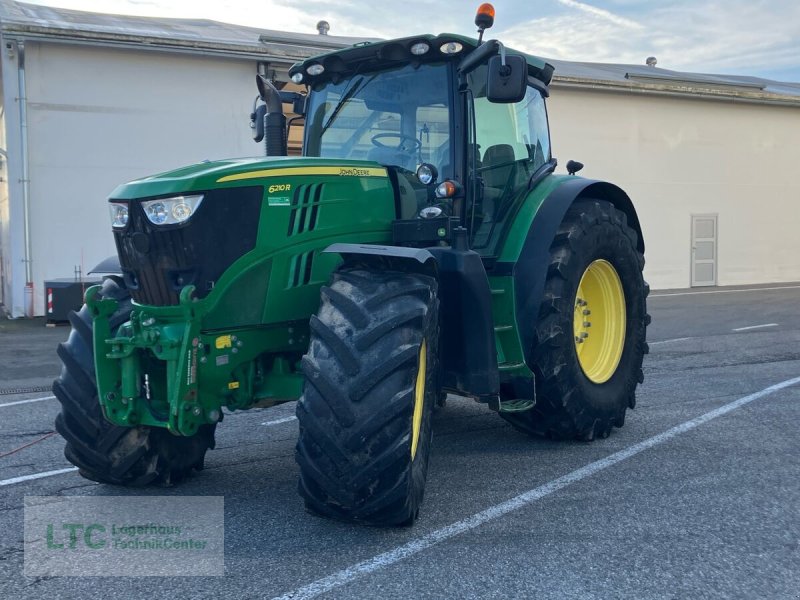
[499,0,800,77]
[556,0,643,30]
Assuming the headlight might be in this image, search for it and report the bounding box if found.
[416,163,438,186]
[141,194,204,226]
[109,202,129,229]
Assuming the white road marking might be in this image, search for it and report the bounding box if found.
[0,415,298,487]
[272,375,800,600]
[0,395,55,408]
[262,416,297,426]
[649,337,693,346]
[732,323,778,332]
[650,285,800,298]
[0,467,78,487]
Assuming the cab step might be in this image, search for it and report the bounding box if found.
[498,398,536,413]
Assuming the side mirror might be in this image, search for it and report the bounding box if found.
[251,104,266,142]
[292,96,307,116]
[487,53,527,103]
[292,95,306,116]
[277,91,307,116]
[566,160,584,175]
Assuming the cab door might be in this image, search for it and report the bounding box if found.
[466,66,552,254]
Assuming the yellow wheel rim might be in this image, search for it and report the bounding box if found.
[410,341,426,461]
[573,260,626,384]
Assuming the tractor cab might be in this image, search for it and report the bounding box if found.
[257,29,556,255]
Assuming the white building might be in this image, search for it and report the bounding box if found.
[546,60,800,290]
[0,1,360,317]
[0,1,798,317]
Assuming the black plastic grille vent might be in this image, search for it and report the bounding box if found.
[287,251,315,289]
[114,186,263,306]
[287,183,324,236]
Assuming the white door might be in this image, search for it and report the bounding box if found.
[691,215,717,287]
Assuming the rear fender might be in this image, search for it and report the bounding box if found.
[499,178,643,370]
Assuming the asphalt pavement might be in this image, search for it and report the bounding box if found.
[1,283,799,599]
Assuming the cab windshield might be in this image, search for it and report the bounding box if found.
[304,63,453,179]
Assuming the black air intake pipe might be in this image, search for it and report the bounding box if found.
[256,74,287,156]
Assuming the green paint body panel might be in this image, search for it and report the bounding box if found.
[485,173,577,381]
[93,157,396,435]
[488,276,530,378]
[495,174,572,263]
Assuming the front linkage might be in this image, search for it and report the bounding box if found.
[86,284,304,436]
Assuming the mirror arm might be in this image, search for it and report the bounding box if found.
[458,39,499,76]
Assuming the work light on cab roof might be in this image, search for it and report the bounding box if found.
[410,42,430,55]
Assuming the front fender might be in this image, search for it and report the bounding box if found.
[323,242,500,400]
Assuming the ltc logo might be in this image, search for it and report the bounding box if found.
[268,183,291,194]
[46,523,106,549]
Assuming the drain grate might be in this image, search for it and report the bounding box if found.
[0,385,52,396]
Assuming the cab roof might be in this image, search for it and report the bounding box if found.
[288,33,554,88]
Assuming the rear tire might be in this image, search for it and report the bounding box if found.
[500,199,649,440]
[296,267,439,526]
[53,277,215,486]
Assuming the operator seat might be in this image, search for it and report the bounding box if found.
[481,144,516,221]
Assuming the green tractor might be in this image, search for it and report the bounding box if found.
[54,7,648,526]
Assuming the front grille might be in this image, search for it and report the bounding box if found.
[114,186,263,306]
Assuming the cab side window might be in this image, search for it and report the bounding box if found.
[469,71,551,250]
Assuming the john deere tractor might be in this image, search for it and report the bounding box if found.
[54,6,648,526]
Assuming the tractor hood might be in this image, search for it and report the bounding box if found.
[109,157,390,199]
[108,155,397,308]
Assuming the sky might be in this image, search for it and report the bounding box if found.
[24,0,800,82]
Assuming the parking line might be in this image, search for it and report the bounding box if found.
[262,416,297,426]
[732,323,778,332]
[0,467,78,487]
[650,285,800,298]
[649,337,693,346]
[0,395,56,409]
[0,415,296,487]
[272,375,800,600]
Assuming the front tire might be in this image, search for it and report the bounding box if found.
[501,199,649,440]
[53,277,216,486]
[296,267,439,526]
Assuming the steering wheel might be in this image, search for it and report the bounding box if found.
[371,133,422,153]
